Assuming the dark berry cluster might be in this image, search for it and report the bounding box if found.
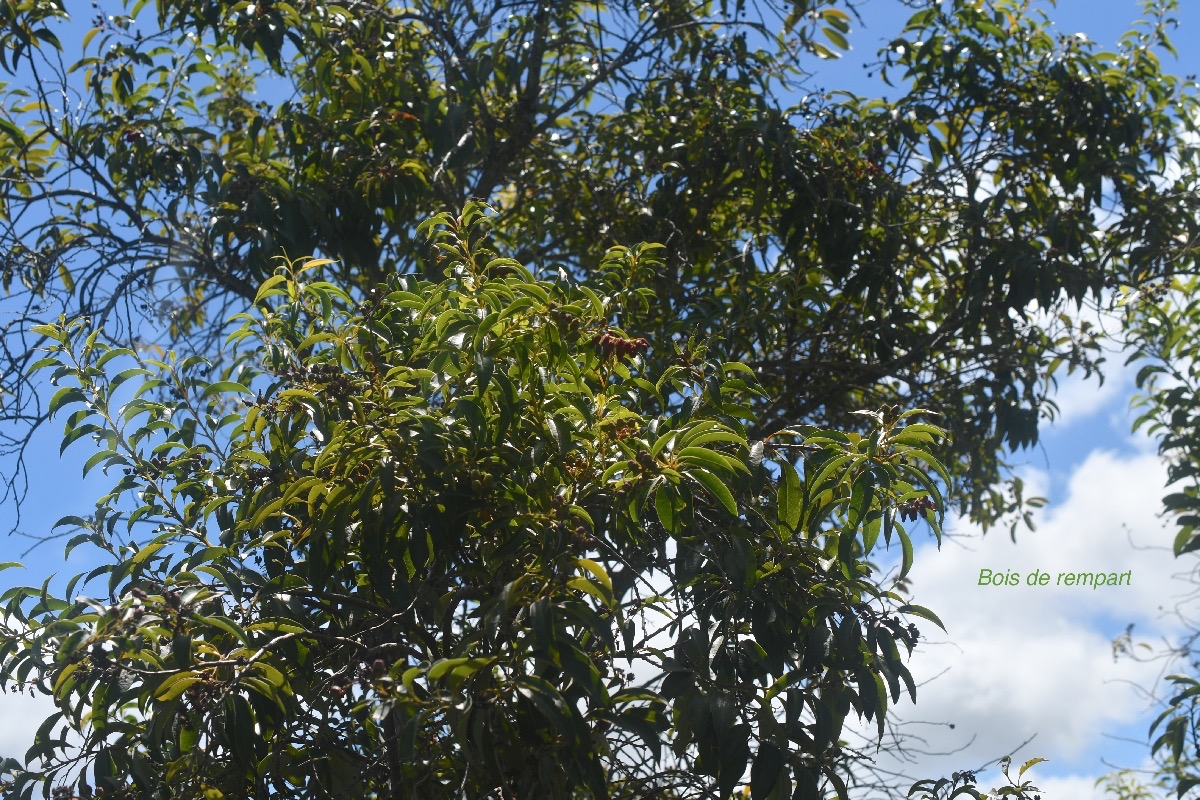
[592,330,649,359]
[246,466,274,487]
[562,452,589,478]
[358,286,387,316]
[673,344,697,367]
[121,452,209,479]
[570,525,598,550]
[600,418,639,440]
[896,496,936,522]
[874,611,921,650]
[551,308,582,338]
[279,360,357,399]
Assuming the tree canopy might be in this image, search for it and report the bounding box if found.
[0,0,1195,529]
[1114,276,1200,798]
[0,208,954,798]
[0,0,1196,797]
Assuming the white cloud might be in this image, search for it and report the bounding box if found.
[849,446,1187,791]
[0,688,60,762]
[1038,300,1138,433]
[1035,772,1116,800]
[1049,365,1129,429]
[0,613,89,774]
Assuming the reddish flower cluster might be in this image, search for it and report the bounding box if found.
[593,330,649,359]
[896,496,937,522]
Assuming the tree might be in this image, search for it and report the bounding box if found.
[0,207,952,798]
[0,0,1195,533]
[1098,769,1172,800]
[1108,278,1200,800]
[0,0,1195,796]
[907,756,1048,800]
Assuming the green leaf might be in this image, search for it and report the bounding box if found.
[823,27,849,51]
[847,471,876,533]
[245,619,307,635]
[566,575,613,608]
[192,613,249,645]
[717,723,752,799]
[60,422,102,455]
[428,656,494,683]
[898,604,946,632]
[253,273,291,303]
[687,467,738,516]
[48,386,86,418]
[576,558,612,594]
[808,454,852,494]
[897,662,917,704]
[751,741,784,800]
[82,449,121,478]
[777,460,802,531]
[655,484,680,533]
[154,671,202,702]
[56,262,74,293]
[51,661,81,700]
[895,525,914,583]
[678,445,747,474]
[201,380,252,398]
[516,675,578,738]
[251,661,288,689]
[402,666,423,696]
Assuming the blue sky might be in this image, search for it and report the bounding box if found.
[2,1,1199,797]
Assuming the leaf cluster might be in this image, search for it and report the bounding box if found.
[0,210,951,799]
[0,0,1193,536]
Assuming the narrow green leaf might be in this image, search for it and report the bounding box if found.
[898,604,946,632]
[48,386,86,419]
[895,525,914,583]
[576,558,612,594]
[655,485,680,533]
[201,380,251,398]
[717,723,751,799]
[847,471,876,532]
[751,741,783,800]
[192,613,249,645]
[678,445,747,474]
[154,671,201,702]
[687,468,738,516]
[778,460,802,531]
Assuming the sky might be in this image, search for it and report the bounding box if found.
[2,1,1200,798]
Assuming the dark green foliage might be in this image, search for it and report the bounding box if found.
[907,756,1047,799]
[0,208,950,797]
[0,0,1194,531]
[1125,277,1200,557]
[0,0,1195,796]
[1124,276,1200,798]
